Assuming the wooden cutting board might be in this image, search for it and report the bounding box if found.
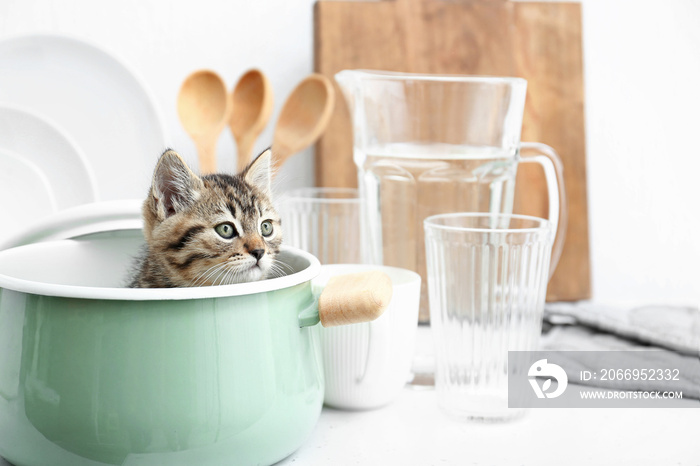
[314,0,590,305]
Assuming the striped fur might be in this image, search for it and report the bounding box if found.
[128,148,283,288]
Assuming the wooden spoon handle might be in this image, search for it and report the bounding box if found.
[236,135,256,172]
[318,271,393,327]
[270,143,291,174]
[195,138,217,174]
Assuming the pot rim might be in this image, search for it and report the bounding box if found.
[0,244,321,301]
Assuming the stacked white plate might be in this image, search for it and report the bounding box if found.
[0,33,167,246]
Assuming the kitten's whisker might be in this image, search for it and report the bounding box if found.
[228,267,243,285]
[192,262,221,283]
[225,262,243,286]
[269,258,294,277]
[279,260,294,273]
[193,264,224,287]
[213,263,234,286]
[191,268,212,287]
[267,262,287,279]
[221,265,238,286]
[194,261,229,287]
[222,265,242,286]
[191,269,210,287]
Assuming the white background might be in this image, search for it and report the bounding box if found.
[0,0,698,306]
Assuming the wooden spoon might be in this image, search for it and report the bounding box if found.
[229,69,274,172]
[272,73,335,171]
[177,69,230,174]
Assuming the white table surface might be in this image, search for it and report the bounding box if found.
[3,387,695,466]
[280,385,699,465]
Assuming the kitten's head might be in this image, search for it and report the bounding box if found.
[142,148,282,286]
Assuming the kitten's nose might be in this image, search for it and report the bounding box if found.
[250,249,265,262]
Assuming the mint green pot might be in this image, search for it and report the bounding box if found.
[0,230,325,466]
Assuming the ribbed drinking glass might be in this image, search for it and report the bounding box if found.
[279,187,361,264]
[424,213,554,421]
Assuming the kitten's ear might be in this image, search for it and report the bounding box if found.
[150,149,204,219]
[243,148,273,195]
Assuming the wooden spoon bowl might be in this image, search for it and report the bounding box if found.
[177,70,230,174]
[230,69,274,172]
[272,73,335,170]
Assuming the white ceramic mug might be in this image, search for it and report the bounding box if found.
[313,264,421,410]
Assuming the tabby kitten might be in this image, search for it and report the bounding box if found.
[128,148,282,288]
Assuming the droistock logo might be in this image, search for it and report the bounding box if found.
[528,359,568,399]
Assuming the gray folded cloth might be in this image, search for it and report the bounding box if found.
[544,302,700,355]
[541,302,700,400]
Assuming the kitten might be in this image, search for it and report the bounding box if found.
[128,148,282,288]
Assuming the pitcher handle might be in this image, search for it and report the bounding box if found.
[519,142,568,278]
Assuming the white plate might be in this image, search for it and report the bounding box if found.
[0,34,167,201]
[0,148,58,240]
[0,104,98,210]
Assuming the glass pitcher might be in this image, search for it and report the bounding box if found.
[335,70,567,322]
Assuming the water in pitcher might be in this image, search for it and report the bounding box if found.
[357,143,519,321]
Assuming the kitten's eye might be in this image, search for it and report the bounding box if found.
[261,220,274,237]
[215,222,237,239]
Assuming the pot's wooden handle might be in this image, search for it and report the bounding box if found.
[318,271,393,327]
